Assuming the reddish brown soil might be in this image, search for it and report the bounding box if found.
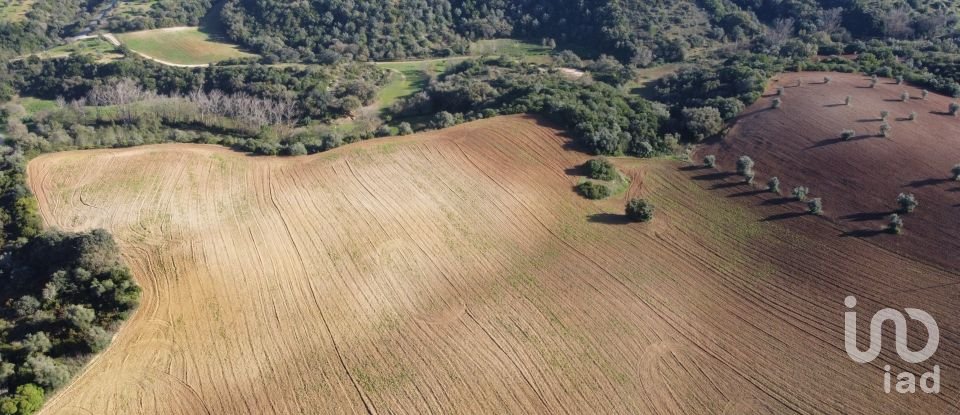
[700,71,960,272]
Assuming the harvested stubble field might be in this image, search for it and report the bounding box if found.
[701,71,960,272]
[27,115,960,414]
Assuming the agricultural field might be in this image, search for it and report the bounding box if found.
[701,71,960,271]
[115,26,257,66]
[27,115,960,414]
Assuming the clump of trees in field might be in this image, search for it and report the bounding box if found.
[586,158,618,181]
[897,193,918,213]
[625,199,654,222]
[681,107,724,141]
[577,181,612,200]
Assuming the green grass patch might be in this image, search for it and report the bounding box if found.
[18,97,57,115]
[470,39,552,57]
[116,27,257,65]
[0,0,33,22]
[38,38,120,60]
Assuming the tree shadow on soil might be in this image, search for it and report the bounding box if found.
[711,181,746,190]
[587,213,632,225]
[807,134,874,149]
[824,103,847,108]
[761,211,807,222]
[728,189,767,198]
[678,165,708,172]
[761,197,794,206]
[691,172,735,181]
[840,211,894,222]
[929,111,953,116]
[856,118,883,123]
[840,229,886,238]
[904,178,951,188]
[949,187,960,192]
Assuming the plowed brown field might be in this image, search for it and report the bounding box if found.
[28,115,960,414]
[701,71,960,272]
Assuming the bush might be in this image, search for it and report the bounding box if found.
[901,91,910,102]
[897,193,918,213]
[625,198,654,222]
[869,79,877,88]
[767,176,781,194]
[953,164,960,180]
[577,181,611,200]
[771,97,782,109]
[807,198,823,215]
[585,158,618,181]
[286,142,308,156]
[879,122,891,137]
[840,129,855,140]
[776,86,784,96]
[824,76,832,84]
[736,155,754,177]
[681,106,724,141]
[880,110,889,120]
[792,186,809,201]
[397,122,413,136]
[922,90,929,100]
[704,155,716,168]
[432,111,457,129]
[896,75,904,85]
[950,102,960,116]
[887,213,904,234]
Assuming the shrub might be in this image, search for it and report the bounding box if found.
[736,155,754,177]
[704,155,716,168]
[880,110,889,121]
[0,384,43,415]
[896,75,904,85]
[625,198,654,222]
[20,354,70,390]
[767,176,781,194]
[908,111,917,121]
[879,122,891,137]
[840,129,855,140]
[953,164,960,181]
[576,181,611,200]
[922,90,929,100]
[845,95,852,106]
[887,213,904,234]
[950,102,960,116]
[807,198,823,215]
[776,86,784,96]
[771,98,782,109]
[64,304,96,330]
[824,76,832,84]
[897,193,918,213]
[286,142,308,156]
[585,158,617,181]
[397,122,413,136]
[432,111,457,129]
[869,79,877,88]
[900,91,909,102]
[792,186,809,201]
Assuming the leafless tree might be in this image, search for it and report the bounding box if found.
[766,18,795,48]
[883,7,914,39]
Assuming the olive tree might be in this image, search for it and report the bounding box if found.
[840,129,855,140]
[704,155,717,168]
[767,176,781,194]
[950,102,960,116]
[807,198,823,215]
[771,97,782,109]
[880,110,889,121]
[900,91,910,102]
[844,95,852,106]
[922,89,929,100]
[736,155,755,177]
[908,111,917,121]
[887,214,904,234]
[953,164,960,181]
[897,193,918,213]
[879,122,891,138]
[792,186,809,201]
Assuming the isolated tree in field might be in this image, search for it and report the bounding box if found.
[845,95,852,106]
[840,129,855,140]
[953,164,960,180]
[792,186,809,201]
[771,97,782,109]
[736,156,755,178]
[897,193,918,213]
[807,198,823,215]
[585,158,617,181]
[704,155,717,168]
[880,110,889,121]
[896,75,904,85]
[767,176,781,194]
[625,198,655,222]
[950,102,960,116]
[823,76,832,84]
[887,213,904,234]
[879,122,891,137]
[871,74,879,83]
[869,79,877,88]
[922,89,930,100]
[908,111,917,121]
[776,86,785,96]
[900,91,910,102]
